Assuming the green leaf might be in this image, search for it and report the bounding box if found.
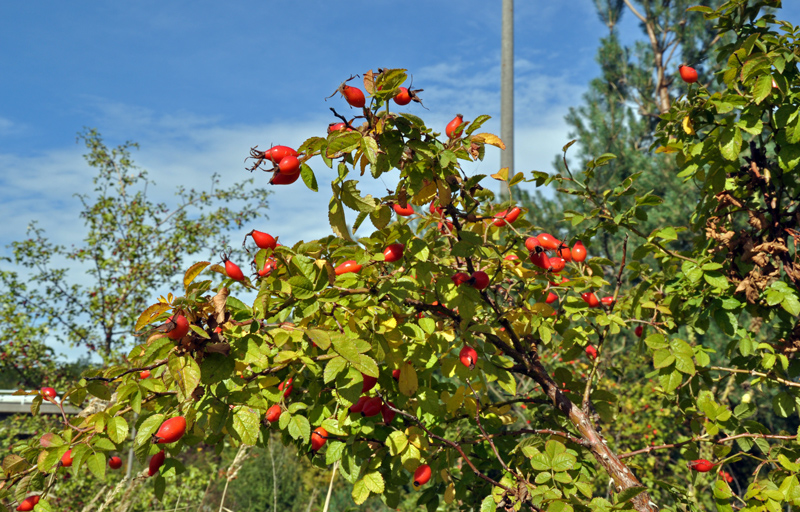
[548,502,573,512]
[551,452,576,472]
[288,275,315,300]
[325,441,345,465]
[651,226,677,242]
[154,474,166,501]
[752,74,773,104]
[616,486,646,504]
[659,369,683,393]
[670,340,696,374]
[370,205,391,230]
[200,353,235,385]
[324,356,347,384]
[361,137,379,165]
[719,127,742,161]
[168,354,201,398]
[782,294,800,316]
[653,349,675,369]
[288,415,311,443]
[306,329,331,350]
[341,180,378,213]
[387,431,408,456]
[465,115,491,135]
[300,163,318,192]
[352,478,371,505]
[183,262,210,290]
[40,446,68,473]
[34,498,53,512]
[398,364,418,396]
[135,414,165,447]
[232,407,260,445]
[2,454,29,475]
[86,381,111,401]
[86,452,106,481]
[703,272,729,290]
[362,471,385,494]
[92,437,116,451]
[530,453,549,471]
[645,334,669,350]
[326,132,362,157]
[480,494,497,512]
[328,189,352,242]
[106,416,129,445]
[494,368,517,396]
[351,354,379,378]
[778,144,800,172]
[773,392,794,418]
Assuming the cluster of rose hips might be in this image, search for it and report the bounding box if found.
[348,374,396,423]
[263,377,329,452]
[250,145,303,186]
[252,75,424,188]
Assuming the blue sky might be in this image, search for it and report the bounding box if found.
[2,1,800,360]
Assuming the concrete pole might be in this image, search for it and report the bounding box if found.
[501,0,514,199]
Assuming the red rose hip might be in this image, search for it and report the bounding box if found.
[311,427,328,451]
[154,416,187,444]
[413,464,432,486]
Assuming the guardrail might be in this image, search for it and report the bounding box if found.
[0,390,81,415]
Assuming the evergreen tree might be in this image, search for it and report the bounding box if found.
[531,0,726,259]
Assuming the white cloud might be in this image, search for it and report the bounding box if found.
[0,117,15,135]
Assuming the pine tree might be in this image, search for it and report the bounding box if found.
[531,0,727,259]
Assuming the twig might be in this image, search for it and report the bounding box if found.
[270,435,278,512]
[322,462,338,512]
[218,444,251,512]
[467,381,513,474]
[709,366,800,389]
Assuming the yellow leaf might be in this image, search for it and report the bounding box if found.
[471,133,506,150]
[405,426,429,450]
[529,303,555,316]
[682,116,696,135]
[183,261,210,290]
[491,167,510,181]
[399,364,418,396]
[491,404,511,415]
[385,329,403,347]
[436,179,452,207]
[439,330,455,342]
[444,483,456,504]
[257,376,280,389]
[446,386,465,414]
[411,181,437,206]
[373,116,384,135]
[135,303,171,332]
[498,414,516,425]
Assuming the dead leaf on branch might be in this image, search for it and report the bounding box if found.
[734,277,761,304]
[714,191,743,210]
[747,210,767,230]
[753,240,789,255]
[705,217,736,249]
[212,287,229,324]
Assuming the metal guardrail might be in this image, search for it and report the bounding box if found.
[0,390,81,415]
